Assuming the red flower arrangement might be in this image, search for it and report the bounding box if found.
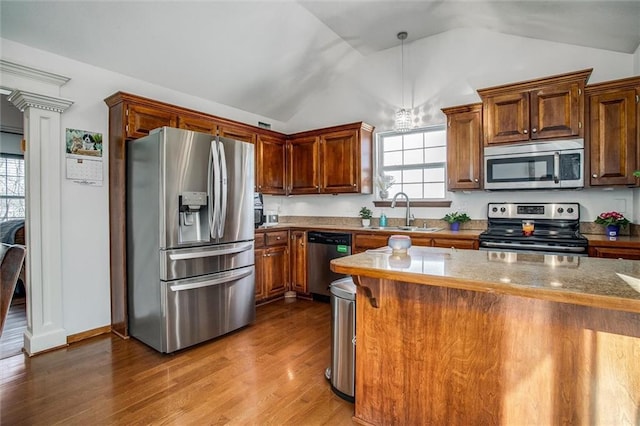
[594,211,630,227]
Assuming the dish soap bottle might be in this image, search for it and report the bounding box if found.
[379,211,387,227]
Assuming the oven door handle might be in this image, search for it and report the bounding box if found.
[553,152,560,184]
[481,241,585,252]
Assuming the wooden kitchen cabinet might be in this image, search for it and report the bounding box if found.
[255,230,289,303]
[442,103,483,191]
[287,135,320,194]
[125,103,178,139]
[589,246,640,260]
[352,233,432,254]
[254,232,266,301]
[431,238,479,250]
[287,122,374,195]
[177,114,218,135]
[290,230,307,294]
[257,133,287,195]
[585,76,640,186]
[478,69,592,145]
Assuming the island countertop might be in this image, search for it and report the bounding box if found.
[330,246,640,314]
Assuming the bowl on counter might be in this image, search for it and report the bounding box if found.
[388,235,411,254]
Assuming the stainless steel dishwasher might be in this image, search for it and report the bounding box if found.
[307,231,352,300]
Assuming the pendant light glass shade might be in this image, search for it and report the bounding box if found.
[394,31,412,132]
[395,108,412,132]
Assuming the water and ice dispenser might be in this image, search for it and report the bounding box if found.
[179,191,208,243]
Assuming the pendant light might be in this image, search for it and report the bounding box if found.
[394,31,412,132]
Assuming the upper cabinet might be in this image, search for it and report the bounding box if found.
[177,115,218,135]
[257,133,287,195]
[287,122,374,195]
[478,69,592,145]
[442,103,483,191]
[287,134,320,194]
[585,76,640,186]
[126,104,178,139]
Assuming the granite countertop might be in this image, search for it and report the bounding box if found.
[331,246,640,314]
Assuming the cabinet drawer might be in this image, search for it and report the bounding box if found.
[265,230,289,246]
[432,238,478,250]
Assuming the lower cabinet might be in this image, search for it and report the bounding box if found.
[432,238,479,250]
[262,246,289,296]
[290,230,307,294]
[588,246,640,260]
[353,232,480,253]
[255,230,290,303]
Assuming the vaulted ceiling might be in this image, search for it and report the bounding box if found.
[2,1,639,122]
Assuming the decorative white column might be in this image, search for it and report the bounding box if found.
[8,90,73,355]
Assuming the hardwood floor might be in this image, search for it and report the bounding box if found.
[0,299,26,360]
[0,299,355,425]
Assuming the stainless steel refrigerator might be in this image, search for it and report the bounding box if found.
[126,126,255,353]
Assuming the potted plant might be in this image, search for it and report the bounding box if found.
[442,212,471,231]
[594,211,630,237]
[359,206,373,227]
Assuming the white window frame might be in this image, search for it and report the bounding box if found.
[0,153,26,221]
[375,125,448,201]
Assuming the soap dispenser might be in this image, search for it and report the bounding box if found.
[379,211,387,227]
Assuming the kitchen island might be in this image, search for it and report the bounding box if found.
[331,246,640,425]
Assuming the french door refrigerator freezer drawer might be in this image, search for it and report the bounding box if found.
[160,266,256,353]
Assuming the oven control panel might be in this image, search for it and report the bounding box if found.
[487,202,580,220]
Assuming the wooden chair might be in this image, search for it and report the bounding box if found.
[0,244,26,337]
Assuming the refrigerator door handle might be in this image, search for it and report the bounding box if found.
[169,268,253,292]
[210,139,221,239]
[168,243,253,260]
[218,142,228,239]
[207,141,214,236]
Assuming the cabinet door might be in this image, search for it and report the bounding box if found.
[445,104,482,190]
[290,230,307,293]
[483,92,529,145]
[530,82,582,140]
[288,135,320,194]
[589,246,640,260]
[257,134,287,195]
[177,115,217,135]
[219,125,257,144]
[588,88,637,186]
[263,246,289,296]
[254,248,266,301]
[126,104,177,139]
[432,238,478,250]
[353,234,388,254]
[320,129,359,193]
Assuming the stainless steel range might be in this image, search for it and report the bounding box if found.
[479,202,588,256]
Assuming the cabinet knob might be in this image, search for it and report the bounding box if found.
[276,236,281,240]
[474,178,478,182]
[353,183,357,187]
[523,129,528,134]
[531,128,537,133]
[592,174,598,178]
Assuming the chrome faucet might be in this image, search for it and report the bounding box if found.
[391,192,414,227]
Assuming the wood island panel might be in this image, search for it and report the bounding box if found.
[332,247,640,425]
[353,275,640,425]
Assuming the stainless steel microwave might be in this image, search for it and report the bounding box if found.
[484,139,584,190]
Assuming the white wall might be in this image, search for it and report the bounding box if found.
[1,28,638,335]
[272,28,637,222]
[1,38,286,335]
